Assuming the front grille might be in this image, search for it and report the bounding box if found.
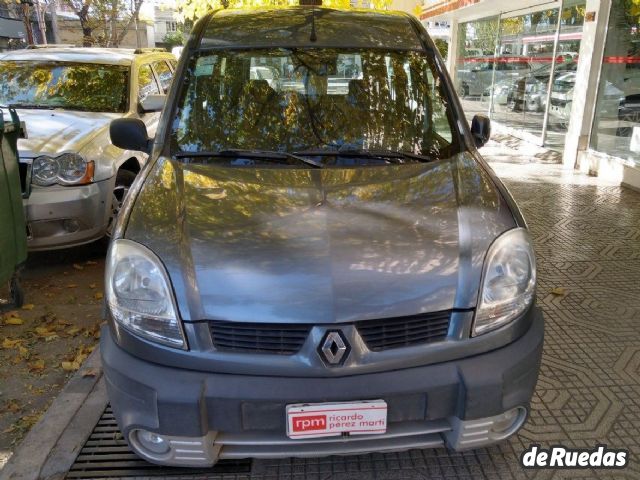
[356,311,451,352]
[210,321,311,355]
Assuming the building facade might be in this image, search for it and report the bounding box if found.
[421,0,640,190]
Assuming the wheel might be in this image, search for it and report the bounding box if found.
[10,272,24,309]
[617,110,640,137]
[525,99,539,112]
[106,169,137,238]
[458,83,469,98]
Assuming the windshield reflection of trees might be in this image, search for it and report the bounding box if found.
[0,61,129,112]
[172,48,454,156]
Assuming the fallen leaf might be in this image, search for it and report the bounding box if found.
[551,287,567,296]
[82,368,98,378]
[72,263,84,271]
[2,338,23,349]
[61,361,80,371]
[94,292,104,300]
[4,317,24,326]
[66,284,78,289]
[21,304,35,311]
[66,327,81,336]
[29,359,45,372]
[3,400,21,413]
[89,283,97,289]
[56,319,72,326]
[44,334,59,342]
[35,326,56,337]
[86,260,98,266]
[18,345,29,359]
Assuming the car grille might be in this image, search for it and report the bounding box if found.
[209,321,312,355]
[209,311,451,355]
[356,311,451,352]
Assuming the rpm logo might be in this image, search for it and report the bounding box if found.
[291,415,327,432]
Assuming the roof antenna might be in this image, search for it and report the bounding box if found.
[310,6,317,42]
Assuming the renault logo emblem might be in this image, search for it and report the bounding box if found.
[319,331,350,366]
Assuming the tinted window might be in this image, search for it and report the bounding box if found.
[153,60,173,93]
[138,64,160,102]
[0,61,129,112]
[172,48,457,160]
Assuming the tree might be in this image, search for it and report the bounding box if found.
[63,0,144,47]
[434,38,448,60]
[176,0,392,22]
[163,29,185,49]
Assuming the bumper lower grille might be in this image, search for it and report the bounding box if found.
[357,311,451,352]
[210,321,311,355]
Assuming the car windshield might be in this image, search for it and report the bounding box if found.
[171,48,459,163]
[0,61,129,112]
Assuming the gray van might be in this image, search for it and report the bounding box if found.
[102,7,543,467]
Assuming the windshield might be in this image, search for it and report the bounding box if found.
[171,48,459,161]
[0,61,129,112]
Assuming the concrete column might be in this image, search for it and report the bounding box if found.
[562,0,610,168]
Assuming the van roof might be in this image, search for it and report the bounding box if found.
[199,7,424,51]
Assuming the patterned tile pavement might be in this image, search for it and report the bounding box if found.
[73,140,640,479]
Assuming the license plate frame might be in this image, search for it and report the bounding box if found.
[286,400,388,439]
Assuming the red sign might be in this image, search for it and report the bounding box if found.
[291,415,327,432]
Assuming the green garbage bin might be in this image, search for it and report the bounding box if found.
[0,106,27,311]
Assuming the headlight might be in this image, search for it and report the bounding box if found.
[31,154,94,186]
[105,239,186,349]
[473,228,536,336]
[32,156,59,186]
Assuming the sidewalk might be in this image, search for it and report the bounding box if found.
[2,138,639,480]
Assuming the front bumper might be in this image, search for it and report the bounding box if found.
[24,179,112,251]
[101,308,544,466]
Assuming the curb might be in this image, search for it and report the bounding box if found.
[0,348,107,480]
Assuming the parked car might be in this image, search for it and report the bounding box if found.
[0,47,177,250]
[102,7,543,467]
[549,71,624,126]
[505,61,578,112]
[458,55,531,97]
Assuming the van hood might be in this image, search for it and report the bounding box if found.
[15,109,120,158]
[125,153,515,323]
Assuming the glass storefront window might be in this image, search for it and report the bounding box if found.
[455,1,585,150]
[590,0,640,166]
[455,16,500,122]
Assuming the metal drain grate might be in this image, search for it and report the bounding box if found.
[67,406,251,479]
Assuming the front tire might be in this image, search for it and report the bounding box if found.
[106,169,136,238]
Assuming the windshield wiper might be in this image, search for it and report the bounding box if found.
[174,149,323,168]
[8,103,55,110]
[294,147,436,163]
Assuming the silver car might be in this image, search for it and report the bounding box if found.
[0,47,176,250]
[102,7,544,467]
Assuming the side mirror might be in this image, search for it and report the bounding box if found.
[110,118,150,153]
[471,114,491,148]
[140,94,166,113]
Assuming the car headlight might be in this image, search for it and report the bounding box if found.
[105,239,186,349]
[31,154,94,186]
[473,228,536,336]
